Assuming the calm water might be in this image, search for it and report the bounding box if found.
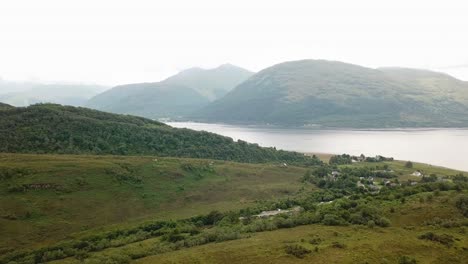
[168,122,468,172]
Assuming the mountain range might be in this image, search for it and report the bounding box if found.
[194,60,468,127]
[2,60,468,127]
[85,64,253,119]
[0,79,107,107]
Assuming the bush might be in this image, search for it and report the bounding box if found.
[331,241,346,249]
[7,184,26,193]
[376,217,391,227]
[284,244,311,258]
[322,214,342,226]
[309,237,322,245]
[418,232,454,247]
[455,195,468,217]
[399,255,417,264]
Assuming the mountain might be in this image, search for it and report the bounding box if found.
[0,80,107,107]
[0,104,315,164]
[194,60,468,128]
[85,82,210,119]
[85,64,253,119]
[163,64,254,101]
[379,67,468,104]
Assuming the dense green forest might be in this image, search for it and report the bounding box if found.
[0,104,317,164]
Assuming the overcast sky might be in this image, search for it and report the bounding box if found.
[0,0,467,86]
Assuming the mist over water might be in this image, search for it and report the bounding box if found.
[168,122,468,172]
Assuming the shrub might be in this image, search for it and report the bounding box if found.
[7,184,26,193]
[376,217,391,227]
[418,232,455,247]
[405,161,413,168]
[284,244,311,258]
[455,195,468,217]
[331,241,346,249]
[322,214,342,226]
[399,255,417,264]
[309,237,322,245]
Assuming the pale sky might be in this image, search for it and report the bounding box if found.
[0,0,467,86]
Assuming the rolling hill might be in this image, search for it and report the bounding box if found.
[194,60,468,128]
[0,104,313,164]
[0,103,13,110]
[85,64,253,119]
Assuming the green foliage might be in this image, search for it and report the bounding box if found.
[1,153,467,263]
[284,244,311,258]
[0,104,319,164]
[399,255,417,264]
[455,195,468,217]
[405,161,413,168]
[329,154,352,165]
[331,241,346,249]
[418,232,455,247]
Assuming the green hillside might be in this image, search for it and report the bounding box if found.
[0,154,312,252]
[0,154,466,263]
[85,64,252,119]
[0,102,13,110]
[0,104,314,164]
[195,60,468,128]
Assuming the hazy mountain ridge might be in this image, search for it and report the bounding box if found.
[163,63,254,100]
[194,60,468,127]
[86,64,253,119]
[0,79,107,107]
[86,82,209,119]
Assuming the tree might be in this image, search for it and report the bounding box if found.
[405,161,413,168]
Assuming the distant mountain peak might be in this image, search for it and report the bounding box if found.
[195,59,468,128]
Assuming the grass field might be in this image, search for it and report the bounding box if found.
[0,153,311,252]
[44,191,468,264]
[1,153,466,263]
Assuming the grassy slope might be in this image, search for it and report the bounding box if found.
[1,153,465,260]
[0,154,311,252]
[129,191,468,264]
[138,223,467,264]
[47,190,467,264]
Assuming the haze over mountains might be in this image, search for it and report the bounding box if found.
[2,59,468,128]
[0,79,107,107]
[85,64,253,119]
